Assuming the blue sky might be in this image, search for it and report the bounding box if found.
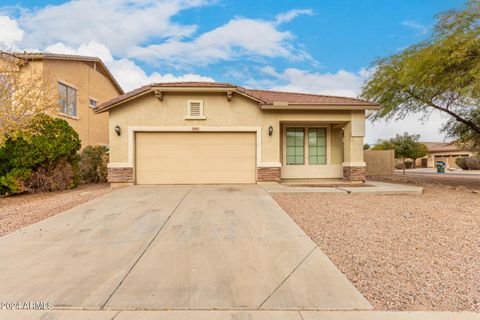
[0,0,467,142]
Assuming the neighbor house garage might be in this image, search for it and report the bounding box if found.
[95,82,379,184]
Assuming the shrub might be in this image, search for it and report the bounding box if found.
[0,168,31,195]
[404,161,414,169]
[78,146,108,183]
[465,156,480,170]
[455,157,468,170]
[0,114,81,195]
[24,160,77,193]
[395,163,405,170]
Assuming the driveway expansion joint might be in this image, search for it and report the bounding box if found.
[109,310,121,320]
[257,245,317,308]
[100,185,196,309]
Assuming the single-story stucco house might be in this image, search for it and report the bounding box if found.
[95,82,380,185]
[415,142,475,169]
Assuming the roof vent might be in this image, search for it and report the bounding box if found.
[185,100,206,120]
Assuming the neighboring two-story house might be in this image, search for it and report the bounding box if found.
[1,52,124,147]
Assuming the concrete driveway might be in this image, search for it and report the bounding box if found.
[0,185,370,311]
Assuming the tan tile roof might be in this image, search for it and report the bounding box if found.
[241,88,376,105]
[149,81,236,88]
[6,52,124,94]
[427,142,471,153]
[96,81,379,112]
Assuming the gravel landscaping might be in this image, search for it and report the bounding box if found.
[0,184,121,237]
[273,186,480,312]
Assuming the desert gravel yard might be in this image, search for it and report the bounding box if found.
[0,184,119,237]
[273,186,480,312]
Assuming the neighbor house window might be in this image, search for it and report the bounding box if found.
[308,128,327,165]
[58,82,77,117]
[89,98,97,108]
[286,128,304,165]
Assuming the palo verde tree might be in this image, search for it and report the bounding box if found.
[361,0,480,150]
[372,133,428,174]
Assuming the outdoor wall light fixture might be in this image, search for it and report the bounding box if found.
[268,125,273,136]
[115,125,121,136]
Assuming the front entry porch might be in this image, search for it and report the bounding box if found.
[275,121,366,182]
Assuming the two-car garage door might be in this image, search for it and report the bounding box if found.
[135,132,256,184]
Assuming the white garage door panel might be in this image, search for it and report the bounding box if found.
[135,132,256,184]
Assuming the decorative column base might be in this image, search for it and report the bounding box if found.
[343,166,366,182]
[108,166,134,183]
[257,167,281,182]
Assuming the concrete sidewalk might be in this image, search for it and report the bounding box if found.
[399,168,480,176]
[2,310,479,320]
[259,180,423,195]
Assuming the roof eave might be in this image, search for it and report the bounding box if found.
[260,103,381,111]
[149,85,264,103]
[15,54,124,95]
[95,86,151,113]
[96,86,266,113]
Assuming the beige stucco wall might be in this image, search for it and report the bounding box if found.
[364,150,395,176]
[40,59,122,147]
[108,92,365,178]
[331,127,343,165]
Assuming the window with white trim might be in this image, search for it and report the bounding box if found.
[58,82,77,117]
[186,100,205,119]
[308,128,327,165]
[286,128,304,165]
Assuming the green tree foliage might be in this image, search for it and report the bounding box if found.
[363,143,371,150]
[0,114,81,195]
[78,145,109,183]
[361,0,480,150]
[372,133,429,173]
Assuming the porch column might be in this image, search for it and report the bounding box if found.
[343,111,366,181]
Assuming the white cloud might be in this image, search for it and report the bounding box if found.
[128,12,313,66]
[45,41,114,62]
[259,67,369,97]
[256,66,447,143]
[366,112,449,144]
[274,9,313,25]
[0,15,24,48]
[5,2,314,68]
[107,58,214,92]
[42,41,214,91]
[15,0,209,56]
[402,20,429,35]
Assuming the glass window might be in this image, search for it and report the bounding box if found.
[309,128,327,165]
[58,82,77,117]
[89,98,97,108]
[286,128,304,165]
